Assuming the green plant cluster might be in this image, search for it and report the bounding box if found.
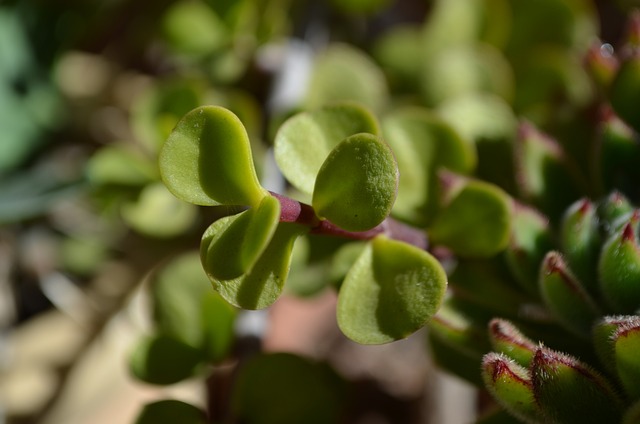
[121,0,640,423]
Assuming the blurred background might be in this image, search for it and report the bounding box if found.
[0,0,634,423]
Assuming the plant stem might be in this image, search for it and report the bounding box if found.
[270,192,428,250]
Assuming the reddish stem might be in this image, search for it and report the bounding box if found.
[269,192,428,250]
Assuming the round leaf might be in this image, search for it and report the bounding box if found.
[274,102,380,194]
[429,175,512,257]
[305,43,388,111]
[152,252,236,361]
[159,105,267,207]
[382,107,475,225]
[129,334,203,385]
[121,182,198,238]
[312,133,398,232]
[337,236,447,344]
[201,221,306,309]
[201,195,280,280]
[232,353,346,424]
[135,400,206,424]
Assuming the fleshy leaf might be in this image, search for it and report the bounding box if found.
[381,107,475,225]
[202,195,280,280]
[312,133,398,232]
[613,322,640,399]
[592,316,640,375]
[504,203,555,297]
[231,353,346,424]
[152,252,236,362]
[538,251,601,337]
[531,347,623,423]
[610,52,640,133]
[134,400,207,424]
[86,145,157,187]
[488,319,537,368]
[598,216,640,313]
[514,121,583,220]
[560,198,601,296]
[305,43,389,112]
[121,182,198,238]
[201,221,306,309]
[429,172,512,257]
[337,236,447,344]
[129,334,203,385]
[159,105,267,207]
[482,353,544,424]
[274,102,380,194]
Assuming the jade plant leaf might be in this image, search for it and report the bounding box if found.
[135,400,207,424]
[312,133,398,232]
[613,321,640,398]
[202,220,306,309]
[129,334,204,385]
[159,105,267,207]
[337,236,447,344]
[201,195,280,280]
[428,173,512,257]
[152,252,236,362]
[121,183,198,238]
[305,44,389,112]
[231,353,347,424]
[382,107,475,225]
[86,145,157,187]
[274,102,380,194]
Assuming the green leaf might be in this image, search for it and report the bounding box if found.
[598,217,640,313]
[274,102,380,194]
[614,322,640,399]
[482,353,544,424]
[597,191,634,236]
[312,133,398,232]
[305,44,388,112]
[231,353,346,424]
[121,183,198,238]
[538,251,601,338]
[420,43,513,106]
[381,107,475,225]
[488,319,537,368]
[514,121,583,220]
[429,173,512,257]
[201,195,280,280]
[152,252,236,362]
[86,145,157,187]
[560,198,602,296]
[129,334,203,385]
[611,53,640,133]
[592,316,640,375]
[159,105,267,207]
[134,400,207,424]
[202,221,306,309]
[338,236,447,344]
[504,203,555,297]
[531,347,623,424]
[162,0,229,56]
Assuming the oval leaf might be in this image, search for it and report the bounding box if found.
[159,105,267,207]
[129,334,203,385]
[382,107,475,225]
[202,195,280,280]
[202,221,306,309]
[152,252,236,361]
[312,133,398,232]
[135,400,207,424]
[337,236,447,344]
[429,173,512,257]
[274,102,380,194]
